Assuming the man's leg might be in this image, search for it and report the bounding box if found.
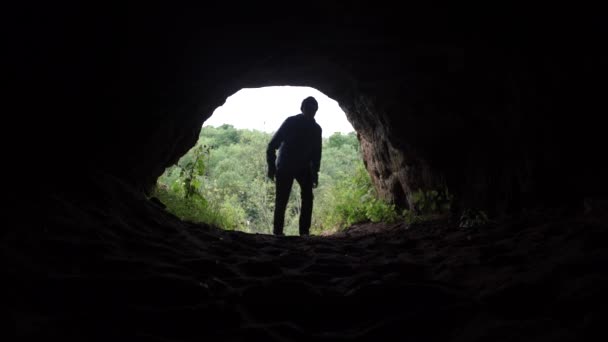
[273,171,294,235]
[296,171,314,236]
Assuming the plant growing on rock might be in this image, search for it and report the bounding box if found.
[458,208,489,228]
[403,187,453,225]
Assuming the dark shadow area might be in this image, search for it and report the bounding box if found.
[4,173,608,340]
[5,2,608,341]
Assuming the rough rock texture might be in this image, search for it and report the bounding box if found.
[5,3,608,341]
[9,3,608,216]
[3,173,607,341]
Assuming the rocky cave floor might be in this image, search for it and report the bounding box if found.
[3,175,608,341]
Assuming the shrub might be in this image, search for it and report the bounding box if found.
[458,208,489,228]
[318,164,400,231]
[402,187,454,225]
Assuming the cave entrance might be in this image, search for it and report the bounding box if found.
[153,86,387,236]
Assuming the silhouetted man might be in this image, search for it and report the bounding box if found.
[267,96,322,236]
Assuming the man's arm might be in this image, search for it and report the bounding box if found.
[266,120,287,180]
[311,126,322,187]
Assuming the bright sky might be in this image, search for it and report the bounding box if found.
[203,86,354,137]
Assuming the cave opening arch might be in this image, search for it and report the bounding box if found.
[156,84,366,235]
[150,56,446,233]
[147,55,444,235]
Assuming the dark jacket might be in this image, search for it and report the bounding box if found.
[267,114,322,175]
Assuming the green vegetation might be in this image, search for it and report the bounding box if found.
[402,188,454,225]
[458,208,489,228]
[318,164,400,232]
[152,124,399,235]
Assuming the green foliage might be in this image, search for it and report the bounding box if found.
[152,183,244,229]
[154,127,400,235]
[153,142,244,229]
[327,132,359,151]
[402,187,454,225]
[410,188,453,214]
[181,144,208,200]
[458,208,489,228]
[314,164,399,234]
[200,124,240,146]
[365,198,399,223]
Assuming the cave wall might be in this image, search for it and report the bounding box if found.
[10,3,607,217]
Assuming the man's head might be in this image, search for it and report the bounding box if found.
[301,96,318,118]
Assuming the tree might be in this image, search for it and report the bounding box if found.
[153,126,399,235]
